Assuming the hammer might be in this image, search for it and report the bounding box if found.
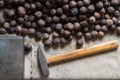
[37,41,119,77]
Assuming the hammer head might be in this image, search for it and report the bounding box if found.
[37,46,49,77]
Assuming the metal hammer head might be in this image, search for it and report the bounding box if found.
[37,46,49,77]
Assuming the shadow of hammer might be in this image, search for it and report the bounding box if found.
[37,40,119,77]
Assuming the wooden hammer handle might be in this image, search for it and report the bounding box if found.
[47,41,119,65]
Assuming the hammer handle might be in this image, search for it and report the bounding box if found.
[47,41,119,65]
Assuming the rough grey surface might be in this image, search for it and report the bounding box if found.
[0,35,24,80]
[24,33,120,80]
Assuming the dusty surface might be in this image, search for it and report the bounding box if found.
[24,33,120,80]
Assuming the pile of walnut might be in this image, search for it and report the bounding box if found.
[0,0,120,48]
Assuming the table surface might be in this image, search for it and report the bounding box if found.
[24,33,120,80]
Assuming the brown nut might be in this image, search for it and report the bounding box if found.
[21,28,28,36]
[55,23,63,32]
[18,17,24,24]
[69,16,77,22]
[46,1,53,8]
[61,14,67,22]
[100,19,106,25]
[28,28,35,35]
[77,1,83,7]
[25,21,31,28]
[83,0,90,6]
[76,39,83,46]
[64,30,71,37]
[0,28,6,34]
[60,29,65,35]
[24,3,30,10]
[18,6,26,16]
[111,25,116,30]
[35,32,42,39]
[35,11,43,18]
[0,1,5,8]
[116,20,120,26]
[105,14,111,19]
[96,2,103,10]
[28,15,35,22]
[60,37,68,44]
[9,27,15,34]
[31,22,38,28]
[112,17,118,23]
[38,19,46,27]
[85,32,92,39]
[50,9,56,16]
[114,10,120,18]
[44,40,52,46]
[52,16,60,23]
[111,0,119,7]
[83,27,89,32]
[62,4,70,11]
[69,0,77,8]
[24,14,29,20]
[64,35,73,41]
[80,21,89,28]
[76,32,82,39]
[56,8,63,16]
[106,19,113,27]
[79,15,87,21]
[52,31,59,38]
[30,3,36,10]
[79,7,87,13]
[65,23,74,31]
[52,37,60,44]
[101,25,108,32]
[100,8,105,15]
[88,5,95,13]
[74,22,81,31]
[24,43,32,52]
[89,16,96,24]
[91,31,98,38]
[46,17,52,23]
[35,1,43,10]
[107,6,115,14]
[43,33,49,40]
[45,27,52,33]
[7,9,15,17]
[98,31,104,38]
[15,25,22,33]
[94,25,101,31]
[116,26,120,34]
[3,22,10,29]
[63,0,68,4]
[104,1,110,7]
[94,12,100,19]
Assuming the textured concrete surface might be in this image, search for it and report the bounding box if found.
[24,33,120,80]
